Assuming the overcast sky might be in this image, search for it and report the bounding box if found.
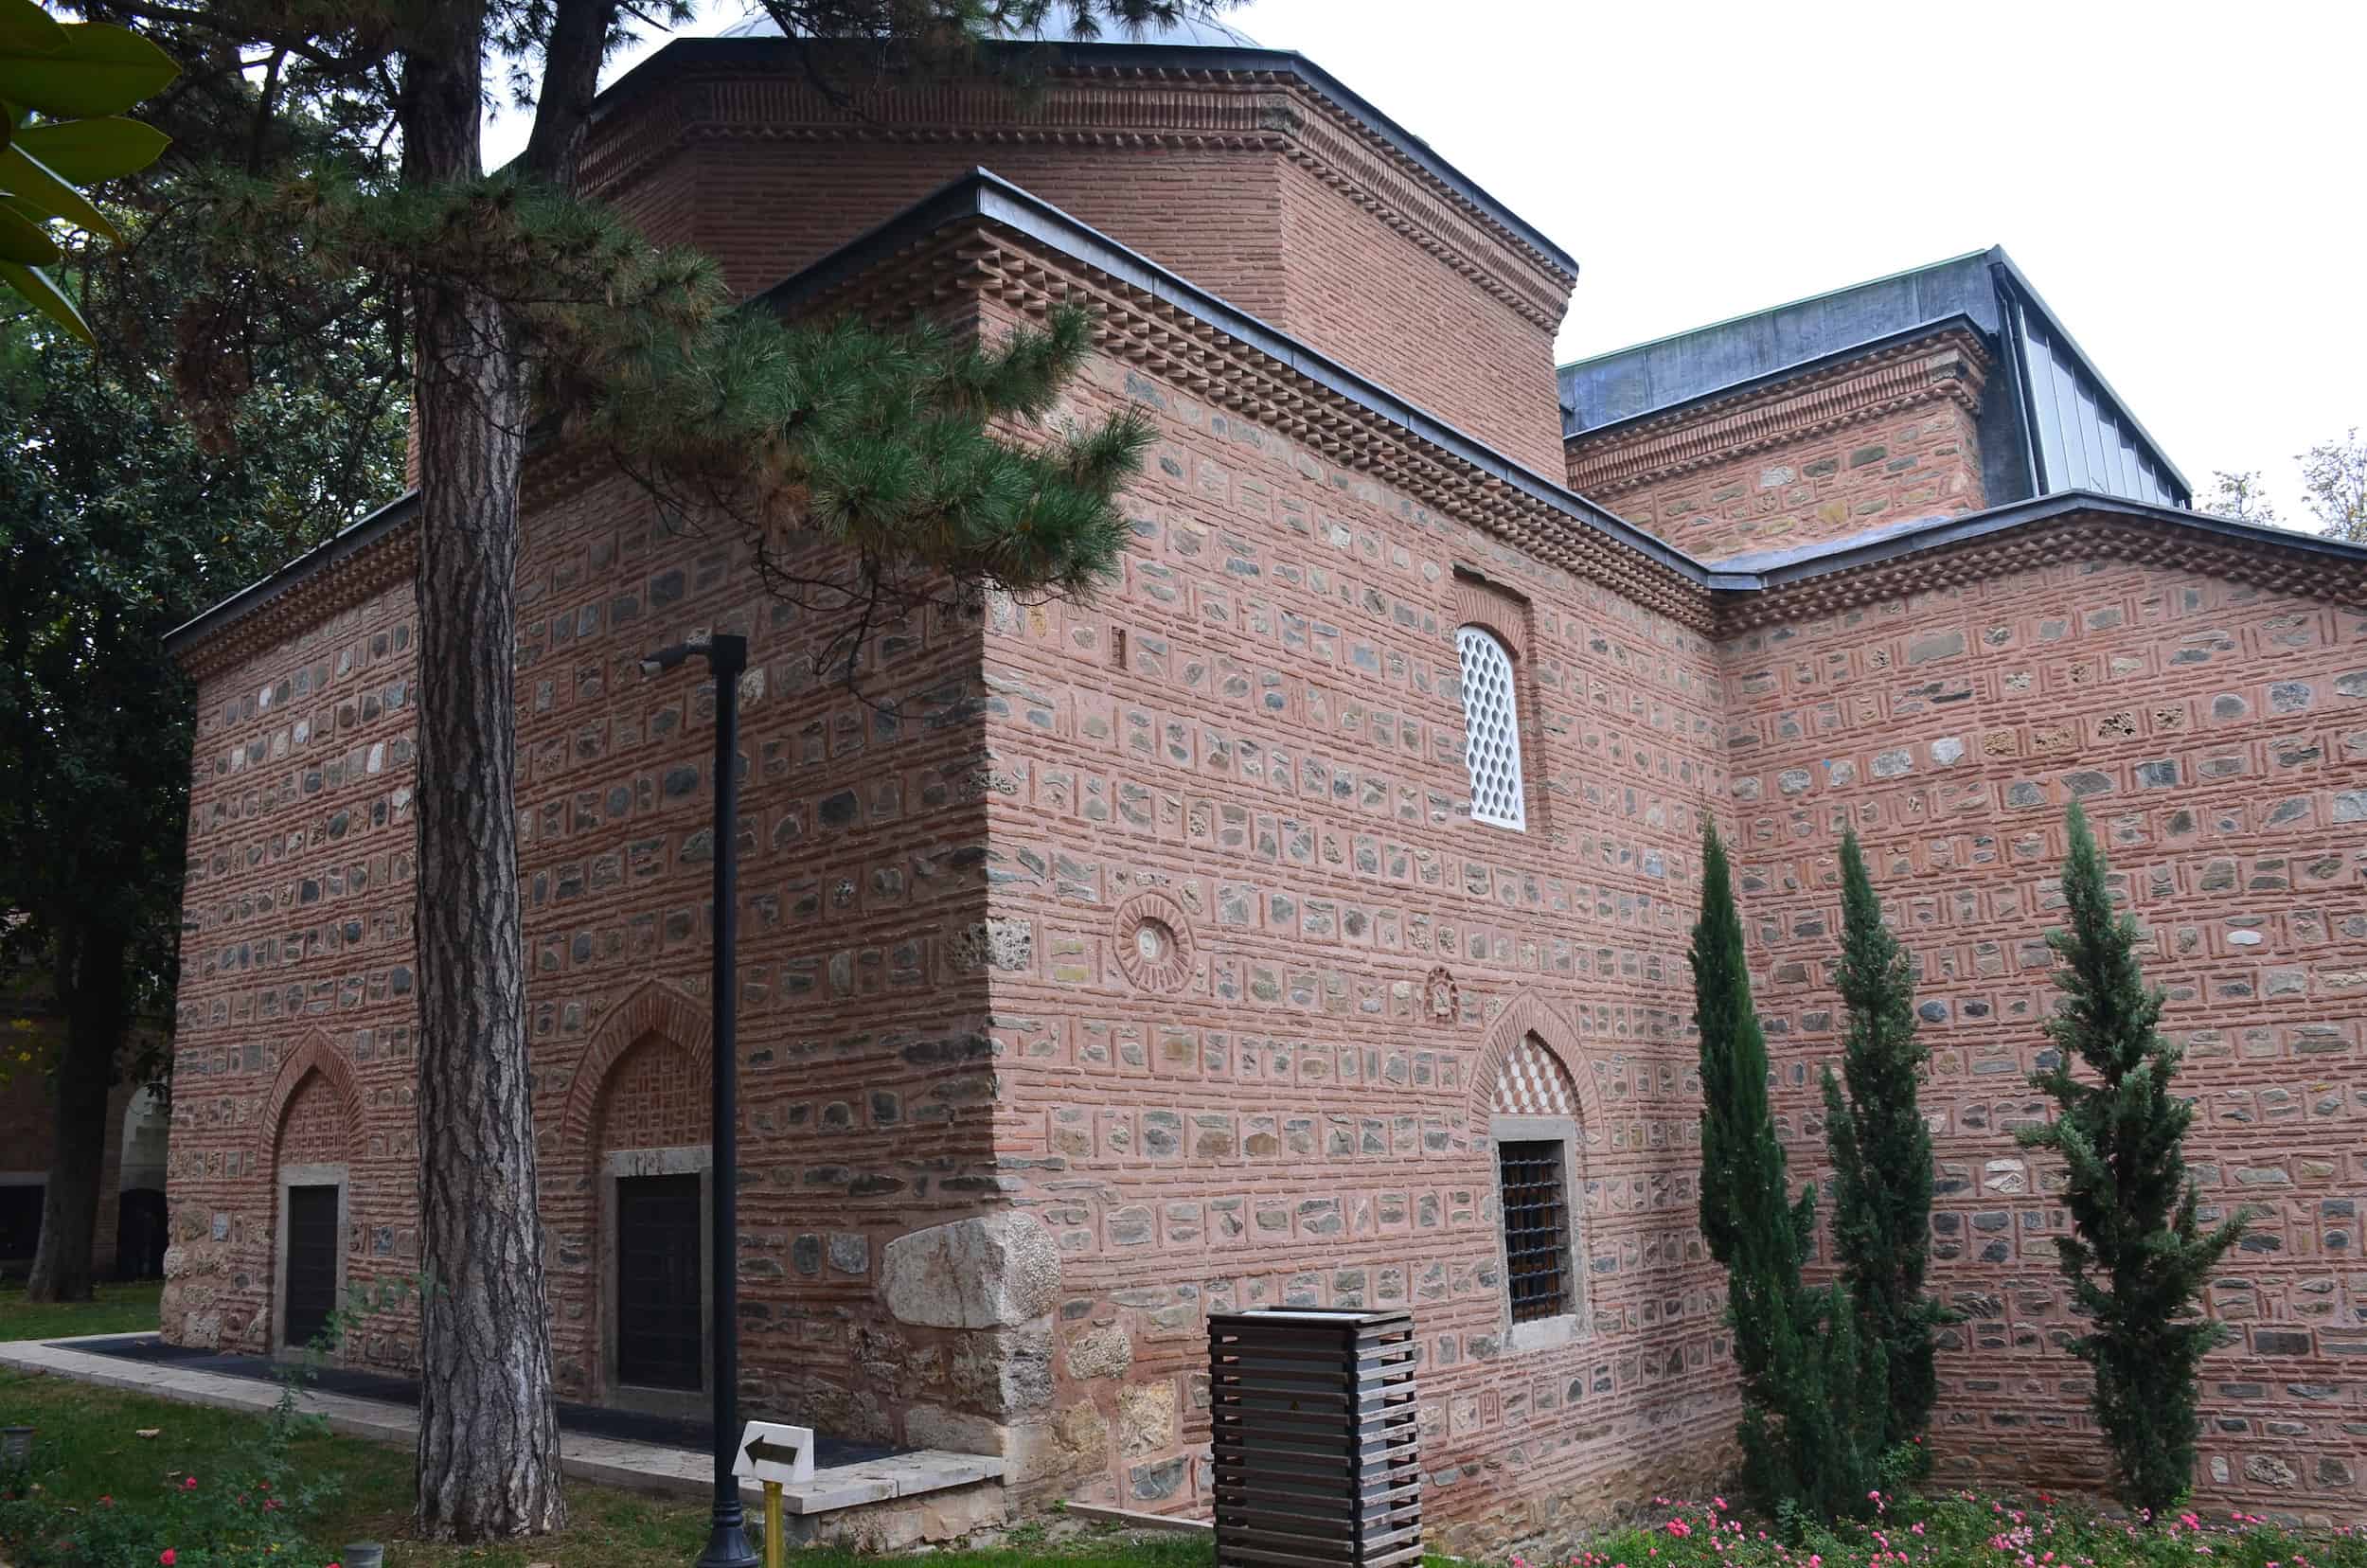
[494,0,2365,526]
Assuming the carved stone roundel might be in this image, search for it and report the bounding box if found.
[1114,890,1195,994]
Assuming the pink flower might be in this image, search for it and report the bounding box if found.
[1668,1520,1694,1539]
[182,1476,197,1489]
[160,1553,176,1566]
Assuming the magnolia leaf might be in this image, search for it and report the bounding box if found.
[0,197,56,261]
[0,24,177,119]
[13,114,165,183]
[0,256,90,343]
[2,140,118,241]
[0,0,63,56]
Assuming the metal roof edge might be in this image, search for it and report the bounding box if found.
[1561,312,1990,442]
[165,489,422,657]
[1556,247,1995,374]
[756,167,1696,585]
[1985,248,2193,498]
[587,34,1579,278]
[170,166,1688,668]
[1729,490,2367,593]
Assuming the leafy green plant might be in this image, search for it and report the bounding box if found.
[0,1440,325,1566]
[1570,1491,2367,1568]
[0,0,175,342]
[2017,805,2251,1514]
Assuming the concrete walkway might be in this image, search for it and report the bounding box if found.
[0,1334,1002,1516]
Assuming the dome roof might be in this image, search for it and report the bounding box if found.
[716,9,1259,46]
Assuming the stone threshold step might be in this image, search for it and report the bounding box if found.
[0,1336,1002,1518]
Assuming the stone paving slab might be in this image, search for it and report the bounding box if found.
[0,1337,1003,1516]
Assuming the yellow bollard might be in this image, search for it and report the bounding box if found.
[764,1478,784,1568]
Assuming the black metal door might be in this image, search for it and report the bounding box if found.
[615,1173,703,1390]
[282,1185,339,1347]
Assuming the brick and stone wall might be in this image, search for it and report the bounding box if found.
[1567,330,1991,562]
[1720,561,2367,1522]
[973,301,1735,1548]
[164,168,2367,1547]
[165,578,424,1363]
[505,454,1006,1432]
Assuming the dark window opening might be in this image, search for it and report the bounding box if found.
[616,1173,703,1391]
[0,1185,43,1267]
[1498,1139,1572,1323]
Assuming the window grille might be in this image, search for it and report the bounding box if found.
[1455,626,1524,829]
[1497,1139,1571,1323]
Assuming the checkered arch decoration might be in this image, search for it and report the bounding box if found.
[1492,1033,1577,1118]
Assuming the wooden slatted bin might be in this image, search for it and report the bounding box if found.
[1207,1308,1421,1568]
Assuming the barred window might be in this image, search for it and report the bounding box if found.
[1497,1138,1573,1323]
[1455,625,1525,829]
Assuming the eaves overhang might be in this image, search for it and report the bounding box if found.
[167,172,2367,669]
[1726,490,2367,590]
[166,488,420,658]
[751,167,1679,581]
[588,33,1579,282]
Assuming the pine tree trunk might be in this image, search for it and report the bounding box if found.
[25,928,125,1303]
[402,0,565,1540]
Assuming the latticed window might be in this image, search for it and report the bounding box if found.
[1497,1138,1573,1322]
[1456,625,1525,829]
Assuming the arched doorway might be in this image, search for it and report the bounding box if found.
[593,1031,713,1412]
[116,1087,169,1280]
[553,981,715,1412]
[259,1035,360,1356]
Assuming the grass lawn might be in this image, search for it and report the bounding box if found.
[0,1291,1213,1567]
[0,1368,1211,1568]
[0,1278,164,1342]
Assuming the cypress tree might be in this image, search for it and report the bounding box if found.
[2016,804,2249,1515]
[1821,829,1949,1453]
[1693,824,1885,1520]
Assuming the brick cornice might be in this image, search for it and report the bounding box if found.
[179,519,418,686]
[1713,510,2367,633]
[800,219,1718,633]
[583,63,1573,330]
[1567,328,1993,498]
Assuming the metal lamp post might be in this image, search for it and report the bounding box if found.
[638,634,756,1568]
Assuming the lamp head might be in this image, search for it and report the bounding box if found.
[637,641,701,678]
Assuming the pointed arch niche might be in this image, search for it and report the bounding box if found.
[259,1030,361,1358]
[558,980,715,1416]
[1474,995,1600,1354]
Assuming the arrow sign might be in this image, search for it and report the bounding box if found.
[732,1420,815,1486]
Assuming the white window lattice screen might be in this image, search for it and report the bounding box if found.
[1456,625,1525,830]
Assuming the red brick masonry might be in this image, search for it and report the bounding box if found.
[157,45,2367,1553]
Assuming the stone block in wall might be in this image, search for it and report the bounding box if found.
[880,1211,1059,1329]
